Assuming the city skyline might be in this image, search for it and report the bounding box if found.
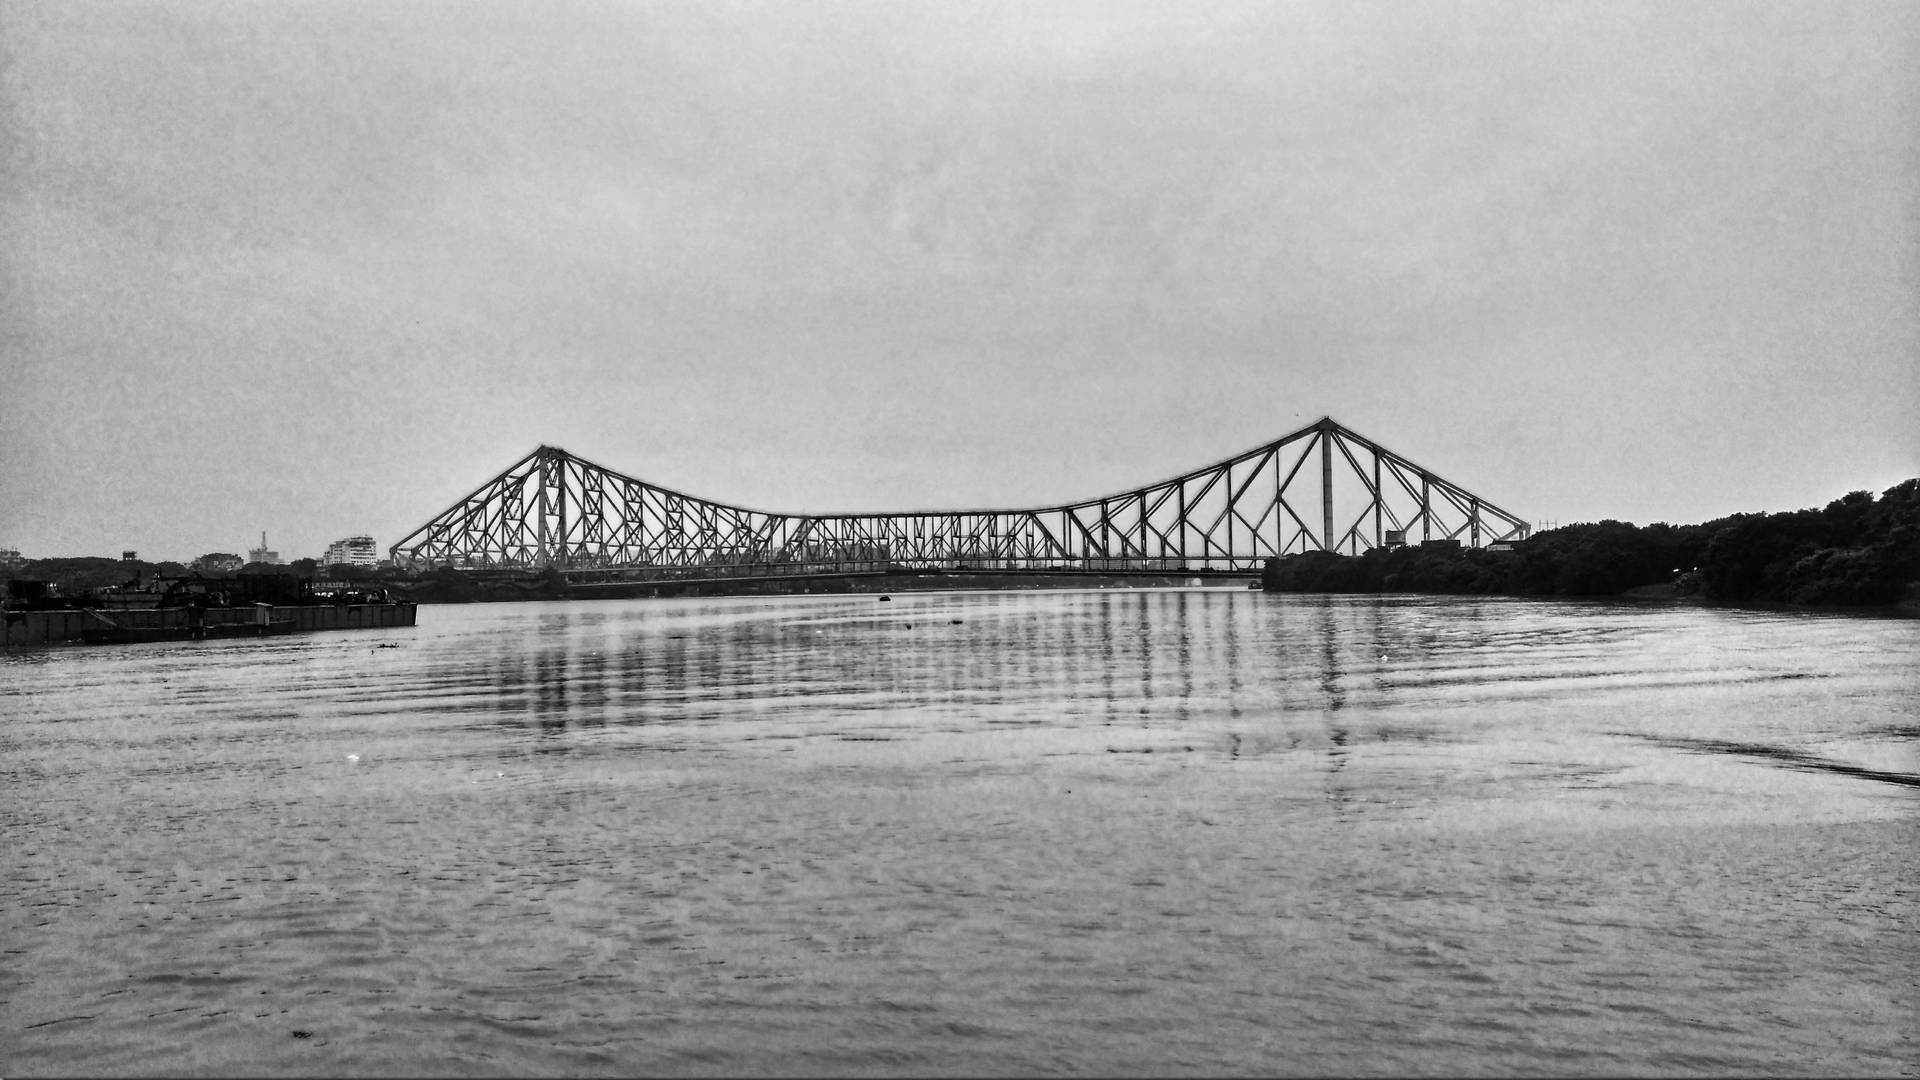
[4,1,1915,561]
[3,531,384,568]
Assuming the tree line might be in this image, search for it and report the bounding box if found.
[1261,478,1920,607]
[0,556,388,599]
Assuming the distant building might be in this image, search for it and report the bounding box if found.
[322,535,380,568]
[0,548,24,569]
[248,532,281,565]
[122,550,138,562]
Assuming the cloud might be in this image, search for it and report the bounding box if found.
[2,0,1914,555]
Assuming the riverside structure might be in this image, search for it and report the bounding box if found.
[390,417,1529,587]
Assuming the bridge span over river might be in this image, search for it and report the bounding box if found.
[389,417,1528,587]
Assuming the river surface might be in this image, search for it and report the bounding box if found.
[3,589,1916,1077]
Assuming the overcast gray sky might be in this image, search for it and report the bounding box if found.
[3,0,1915,562]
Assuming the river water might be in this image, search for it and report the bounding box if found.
[3,589,1915,1077]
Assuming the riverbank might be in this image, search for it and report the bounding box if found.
[1264,555,1920,619]
[395,567,1260,604]
[1264,558,1918,619]
[1262,480,1918,613]
[1612,580,1920,618]
[564,569,1259,602]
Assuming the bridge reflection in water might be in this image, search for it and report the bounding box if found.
[423,591,1494,783]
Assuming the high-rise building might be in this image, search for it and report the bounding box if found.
[322,535,380,568]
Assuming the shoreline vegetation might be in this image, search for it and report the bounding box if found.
[8,480,1915,615]
[1260,479,1920,615]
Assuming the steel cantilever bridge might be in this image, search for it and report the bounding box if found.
[389,417,1528,583]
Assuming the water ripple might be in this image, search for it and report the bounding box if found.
[3,592,1915,1076]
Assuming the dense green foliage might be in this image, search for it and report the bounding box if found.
[1,557,189,597]
[0,557,315,602]
[1,556,343,599]
[1263,479,1920,607]
[0,554,557,605]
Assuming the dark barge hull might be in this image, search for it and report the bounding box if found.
[79,619,300,645]
[5,604,417,649]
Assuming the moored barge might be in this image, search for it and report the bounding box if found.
[3,574,417,649]
[6,601,415,648]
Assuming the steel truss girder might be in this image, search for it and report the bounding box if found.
[388,417,1530,575]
